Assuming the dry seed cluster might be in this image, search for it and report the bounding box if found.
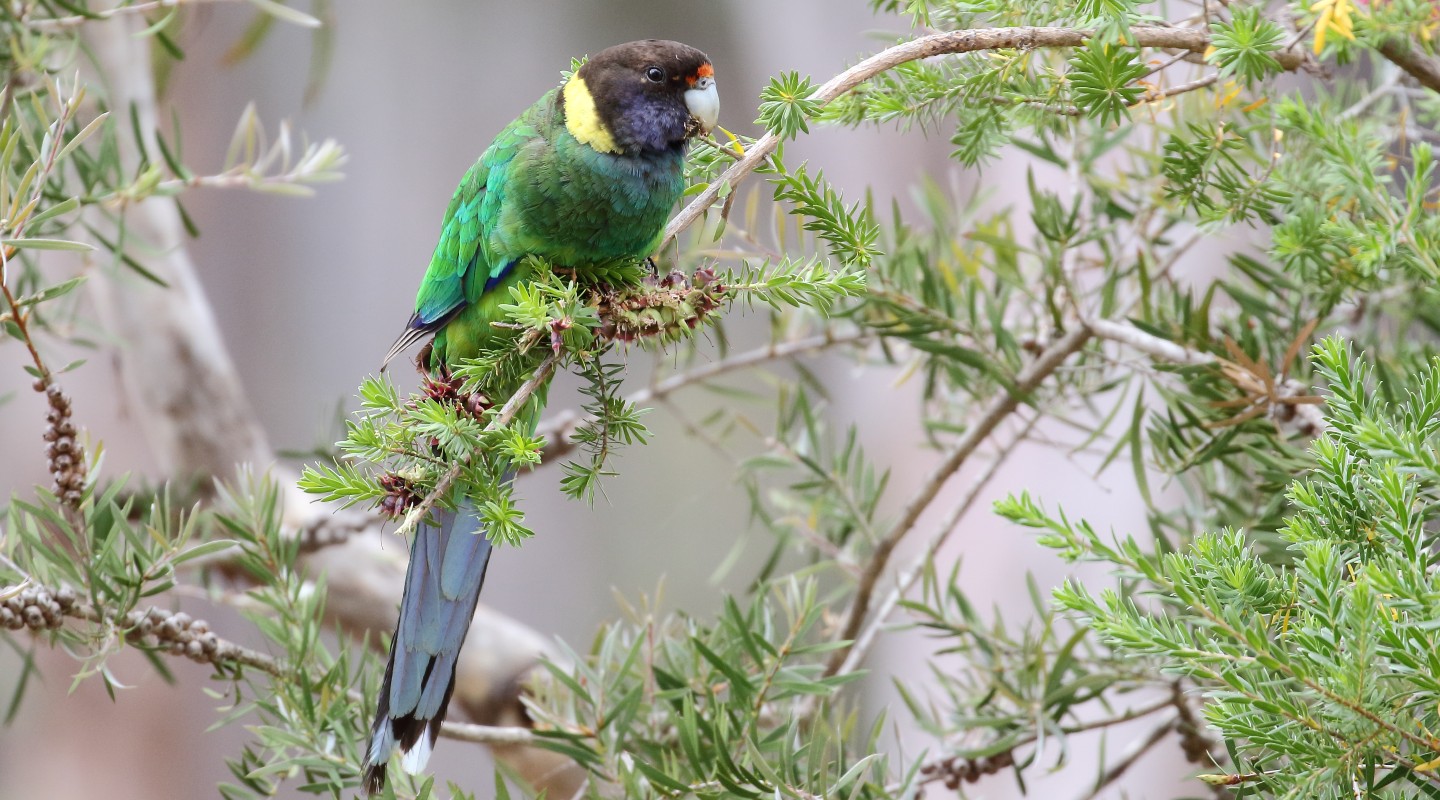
[37,379,86,504]
[125,607,220,663]
[0,584,74,631]
[919,750,1015,789]
[0,584,222,665]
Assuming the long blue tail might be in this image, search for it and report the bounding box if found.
[364,499,493,794]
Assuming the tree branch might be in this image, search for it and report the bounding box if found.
[1376,36,1440,95]
[663,26,1304,247]
[827,413,1038,682]
[823,326,1094,677]
[1081,316,1328,434]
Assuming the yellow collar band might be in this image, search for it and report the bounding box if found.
[563,75,621,154]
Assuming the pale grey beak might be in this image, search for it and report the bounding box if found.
[685,76,719,134]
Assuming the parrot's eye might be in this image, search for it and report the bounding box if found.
[645,66,665,83]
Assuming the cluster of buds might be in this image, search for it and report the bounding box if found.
[2,582,237,668]
[377,473,420,520]
[37,379,86,506]
[420,371,490,418]
[596,265,724,343]
[919,749,1014,790]
[0,584,75,631]
[122,606,220,664]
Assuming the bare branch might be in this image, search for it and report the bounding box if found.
[823,326,1095,677]
[828,414,1038,681]
[1070,717,1178,800]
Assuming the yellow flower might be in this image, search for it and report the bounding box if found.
[1311,0,1358,55]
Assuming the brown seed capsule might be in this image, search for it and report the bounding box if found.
[24,607,43,628]
[185,641,204,659]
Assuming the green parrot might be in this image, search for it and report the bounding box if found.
[363,40,719,794]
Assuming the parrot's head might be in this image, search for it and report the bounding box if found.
[562,39,718,156]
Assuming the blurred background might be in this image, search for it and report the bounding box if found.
[0,1,1204,797]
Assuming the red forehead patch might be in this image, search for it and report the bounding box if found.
[696,63,714,79]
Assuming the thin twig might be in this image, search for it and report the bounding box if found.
[901,693,1178,793]
[829,414,1039,680]
[534,330,868,453]
[437,720,539,746]
[823,326,1094,677]
[1070,716,1178,800]
[1338,64,1403,121]
[1141,73,1220,104]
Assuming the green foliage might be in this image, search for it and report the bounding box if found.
[1161,120,1288,224]
[1074,0,1136,24]
[525,580,880,800]
[1012,339,1440,795]
[757,72,822,140]
[560,359,651,502]
[766,158,882,267]
[1209,7,1286,85]
[1066,42,1147,128]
